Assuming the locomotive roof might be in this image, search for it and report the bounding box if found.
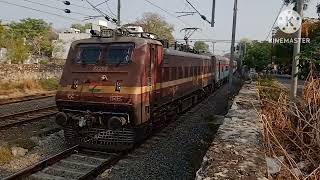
[164,48,211,60]
[70,36,163,48]
[214,55,230,62]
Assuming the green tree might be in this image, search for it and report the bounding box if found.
[194,41,209,53]
[71,23,92,33]
[7,38,29,64]
[293,4,319,78]
[9,18,54,56]
[135,12,175,43]
[244,41,271,71]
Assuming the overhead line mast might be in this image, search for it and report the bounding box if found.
[291,0,303,99]
[117,0,121,26]
[228,0,238,95]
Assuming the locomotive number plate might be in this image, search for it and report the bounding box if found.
[93,66,109,72]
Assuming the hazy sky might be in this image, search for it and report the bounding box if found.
[0,0,318,54]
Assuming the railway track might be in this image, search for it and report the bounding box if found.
[1,87,224,179]
[0,105,58,130]
[0,93,55,106]
[3,145,125,180]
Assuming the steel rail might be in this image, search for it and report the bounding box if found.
[0,105,58,129]
[3,145,80,180]
[0,93,56,106]
[3,145,126,180]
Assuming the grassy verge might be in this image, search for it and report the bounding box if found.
[0,78,59,96]
[258,74,320,179]
[39,79,59,91]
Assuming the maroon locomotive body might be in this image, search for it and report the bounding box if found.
[55,32,234,150]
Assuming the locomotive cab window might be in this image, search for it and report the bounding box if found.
[106,44,134,65]
[75,46,101,64]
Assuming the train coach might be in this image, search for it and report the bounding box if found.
[55,29,236,150]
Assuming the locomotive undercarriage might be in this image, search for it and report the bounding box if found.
[55,102,149,151]
[55,83,217,151]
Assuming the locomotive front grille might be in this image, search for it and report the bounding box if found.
[64,126,136,149]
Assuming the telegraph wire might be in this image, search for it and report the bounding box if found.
[0,0,82,22]
[265,3,285,41]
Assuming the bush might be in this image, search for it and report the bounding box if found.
[257,78,289,101]
[259,72,320,179]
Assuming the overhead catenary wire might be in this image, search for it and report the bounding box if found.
[185,0,211,24]
[265,2,285,41]
[22,0,93,17]
[143,0,211,39]
[0,0,82,22]
[143,0,193,27]
[105,0,117,17]
[45,0,99,12]
[44,0,117,21]
[84,0,117,23]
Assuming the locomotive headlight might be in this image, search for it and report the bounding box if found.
[115,80,121,92]
[108,116,126,130]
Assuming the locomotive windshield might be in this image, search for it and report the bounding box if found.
[106,44,134,65]
[75,46,101,64]
[73,43,134,65]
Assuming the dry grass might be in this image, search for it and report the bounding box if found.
[0,78,58,96]
[0,147,13,165]
[258,71,320,179]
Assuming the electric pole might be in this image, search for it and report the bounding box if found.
[291,0,303,99]
[211,0,216,27]
[117,0,121,26]
[228,0,238,95]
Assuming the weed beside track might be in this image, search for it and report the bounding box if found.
[258,72,320,179]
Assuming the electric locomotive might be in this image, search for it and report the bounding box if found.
[55,27,233,150]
